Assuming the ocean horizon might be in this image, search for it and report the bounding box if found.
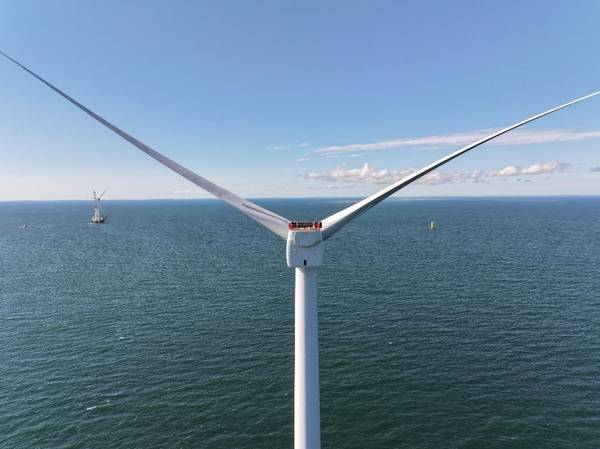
[3,194,600,203]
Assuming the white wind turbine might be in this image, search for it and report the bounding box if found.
[1,51,598,449]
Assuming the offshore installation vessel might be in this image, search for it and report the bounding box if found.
[91,188,108,224]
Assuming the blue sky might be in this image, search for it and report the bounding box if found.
[1,0,599,200]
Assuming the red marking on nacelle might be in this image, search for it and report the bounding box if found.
[288,221,322,230]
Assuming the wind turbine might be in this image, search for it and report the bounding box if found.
[1,51,598,449]
[91,186,109,223]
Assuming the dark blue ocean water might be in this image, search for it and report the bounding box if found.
[1,197,599,448]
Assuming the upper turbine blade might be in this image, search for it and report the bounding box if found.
[1,51,290,240]
[99,185,110,200]
[321,91,600,240]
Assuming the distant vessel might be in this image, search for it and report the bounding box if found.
[91,187,109,224]
[429,221,437,230]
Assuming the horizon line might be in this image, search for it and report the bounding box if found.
[2,193,600,203]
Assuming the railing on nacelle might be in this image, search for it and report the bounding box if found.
[288,221,323,231]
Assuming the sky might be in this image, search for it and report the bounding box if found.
[1,0,599,200]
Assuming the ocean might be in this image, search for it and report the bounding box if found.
[1,197,599,448]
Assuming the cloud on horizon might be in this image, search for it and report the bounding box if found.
[304,161,570,186]
[488,161,570,177]
[315,129,600,155]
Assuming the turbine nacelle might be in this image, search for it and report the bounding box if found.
[286,224,323,268]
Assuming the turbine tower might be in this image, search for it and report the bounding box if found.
[1,51,597,449]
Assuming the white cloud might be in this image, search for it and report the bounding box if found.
[266,145,290,151]
[590,166,600,172]
[324,153,363,159]
[315,129,600,155]
[304,163,483,186]
[490,165,519,177]
[488,161,570,177]
[268,142,311,151]
[296,158,310,162]
[307,183,358,191]
[420,169,485,185]
[304,161,570,187]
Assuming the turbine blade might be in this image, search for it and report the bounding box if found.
[99,185,110,200]
[321,91,600,240]
[1,51,290,239]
